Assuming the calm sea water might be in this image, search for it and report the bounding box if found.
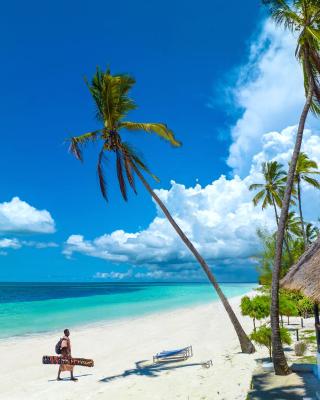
[0,282,256,339]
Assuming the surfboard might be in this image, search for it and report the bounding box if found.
[42,355,94,367]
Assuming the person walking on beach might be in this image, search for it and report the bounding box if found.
[57,329,78,381]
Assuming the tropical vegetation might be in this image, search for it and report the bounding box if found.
[262,0,320,375]
[250,325,292,361]
[249,154,320,370]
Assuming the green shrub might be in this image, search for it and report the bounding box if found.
[240,295,270,331]
[294,341,307,356]
[279,295,298,325]
[250,325,292,360]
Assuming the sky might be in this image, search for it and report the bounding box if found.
[1,1,320,282]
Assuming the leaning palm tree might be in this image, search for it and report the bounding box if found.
[263,0,320,375]
[292,152,320,247]
[68,68,255,353]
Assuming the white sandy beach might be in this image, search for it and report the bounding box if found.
[0,294,264,400]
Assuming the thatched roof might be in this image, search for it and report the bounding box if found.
[281,235,320,303]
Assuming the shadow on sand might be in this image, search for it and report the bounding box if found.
[100,359,206,383]
[248,359,319,400]
[48,373,93,382]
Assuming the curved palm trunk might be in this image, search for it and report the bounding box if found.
[297,176,307,249]
[272,198,293,264]
[271,86,313,375]
[131,163,255,354]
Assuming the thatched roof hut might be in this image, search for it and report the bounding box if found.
[281,236,320,303]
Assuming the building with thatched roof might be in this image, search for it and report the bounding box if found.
[281,236,320,379]
[281,236,320,303]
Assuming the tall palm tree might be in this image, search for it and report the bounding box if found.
[249,161,286,225]
[249,161,294,262]
[69,68,255,354]
[293,152,320,247]
[263,0,320,375]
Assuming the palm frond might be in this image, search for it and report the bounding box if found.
[123,153,137,194]
[120,121,181,147]
[69,138,83,161]
[249,183,264,191]
[252,190,265,207]
[116,150,127,201]
[272,190,283,209]
[87,67,137,127]
[97,148,108,201]
[302,175,320,188]
[121,142,159,182]
[69,130,101,161]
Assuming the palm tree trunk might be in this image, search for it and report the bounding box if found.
[272,199,280,226]
[271,85,313,375]
[297,176,307,249]
[272,198,293,264]
[131,162,255,354]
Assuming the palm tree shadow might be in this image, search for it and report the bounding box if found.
[99,359,206,383]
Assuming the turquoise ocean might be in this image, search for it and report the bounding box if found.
[0,282,256,339]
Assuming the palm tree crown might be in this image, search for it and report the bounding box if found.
[249,161,286,213]
[306,221,319,244]
[294,151,320,188]
[70,68,181,201]
[291,152,320,246]
[263,0,320,114]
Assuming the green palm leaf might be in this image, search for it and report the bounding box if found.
[302,175,320,188]
[120,122,181,147]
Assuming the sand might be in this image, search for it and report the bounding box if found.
[0,294,263,400]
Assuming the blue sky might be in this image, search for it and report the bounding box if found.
[2,1,318,282]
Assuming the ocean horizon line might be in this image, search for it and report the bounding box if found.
[0,280,258,284]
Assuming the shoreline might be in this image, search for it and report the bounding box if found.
[0,285,258,341]
[0,289,262,400]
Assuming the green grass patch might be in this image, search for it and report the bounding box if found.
[302,329,315,334]
[300,335,317,344]
[297,355,317,364]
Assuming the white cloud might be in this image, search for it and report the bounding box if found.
[0,197,55,233]
[94,270,133,279]
[0,238,21,250]
[0,238,58,254]
[227,20,318,176]
[65,126,320,280]
[22,241,59,249]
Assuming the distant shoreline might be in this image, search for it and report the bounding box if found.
[0,283,257,340]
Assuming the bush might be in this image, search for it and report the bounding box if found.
[279,295,298,325]
[240,295,270,331]
[294,341,307,356]
[297,297,314,318]
[250,325,292,360]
